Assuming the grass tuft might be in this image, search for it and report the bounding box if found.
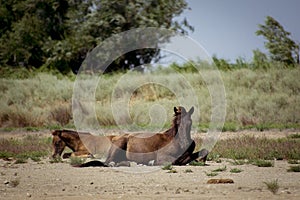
[287,165,300,172]
[252,160,274,167]
[69,157,86,166]
[184,169,193,173]
[230,168,243,173]
[205,172,218,177]
[212,166,227,172]
[162,163,173,170]
[189,161,206,166]
[264,179,279,194]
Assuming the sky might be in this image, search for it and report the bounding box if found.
[178,0,300,62]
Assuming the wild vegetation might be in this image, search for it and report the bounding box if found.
[0,135,52,161]
[0,64,299,131]
[202,135,300,161]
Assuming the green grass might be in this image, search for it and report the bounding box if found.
[264,179,279,194]
[230,168,243,173]
[69,157,86,166]
[287,165,300,172]
[205,172,218,177]
[228,160,249,165]
[0,136,52,161]
[212,166,227,172]
[162,163,173,170]
[166,169,178,173]
[287,133,300,139]
[189,161,206,166]
[252,160,274,167]
[287,160,300,164]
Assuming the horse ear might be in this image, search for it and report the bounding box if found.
[174,107,178,114]
[188,106,194,115]
[52,130,61,136]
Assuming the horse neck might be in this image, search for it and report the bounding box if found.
[60,134,77,151]
[164,115,180,137]
[177,123,192,149]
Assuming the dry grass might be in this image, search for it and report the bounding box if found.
[0,67,299,129]
[197,135,300,161]
[0,135,52,160]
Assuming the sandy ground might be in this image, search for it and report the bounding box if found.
[0,130,299,200]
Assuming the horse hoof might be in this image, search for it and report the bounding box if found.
[198,149,209,163]
[108,161,116,167]
[148,160,155,166]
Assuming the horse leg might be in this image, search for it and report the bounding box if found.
[177,148,209,165]
[172,141,196,165]
[71,151,93,158]
[105,136,128,165]
[193,148,209,163]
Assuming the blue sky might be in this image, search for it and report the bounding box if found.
[178,0,300,62]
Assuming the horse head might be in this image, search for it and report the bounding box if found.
[174,106,194,148]
[51,130,66,158]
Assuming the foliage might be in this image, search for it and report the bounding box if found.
[230,168,243,173]
[212,166,227,172]
[201,136,300,161]
[189,161,205,166]
[184,169,193,173]
[287,165,300,172]
[69,157,86,166]
[205,172,218,177]
[256,16,299,66]
[263,179,279,194]
[162,163,173,170]
[287,133,300,139]
[287,160,300,164]
[252,160,274,167]
[0,0,192,73]
[0,135,52,160]
[251,49,270,69]
[0,67,299,129]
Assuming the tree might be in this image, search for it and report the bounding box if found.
[0,0,193,73]
[0,0,69,68]
[256,16,299,66]
[251,49,270,69]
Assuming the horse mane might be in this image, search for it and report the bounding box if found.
[164,108,182,137]
[53,129,91,136]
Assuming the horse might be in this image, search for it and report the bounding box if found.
[51,129,114,159]
[78,106,208,167]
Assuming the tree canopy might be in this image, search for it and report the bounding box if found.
[0,0,193,73]
[256,16,299,66]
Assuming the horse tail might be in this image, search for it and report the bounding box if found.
[73,160,108,167]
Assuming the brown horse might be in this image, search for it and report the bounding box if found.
[79,106,208,167]
[52,130,114,159]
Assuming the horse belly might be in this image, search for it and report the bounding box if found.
[126,140,156,164]
[126,151,156,164]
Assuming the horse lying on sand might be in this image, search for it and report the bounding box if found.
[78,106,209,167]
[51,130,115,159]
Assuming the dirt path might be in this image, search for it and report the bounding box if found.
[0,158,299,200]
[0,130,299,199]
